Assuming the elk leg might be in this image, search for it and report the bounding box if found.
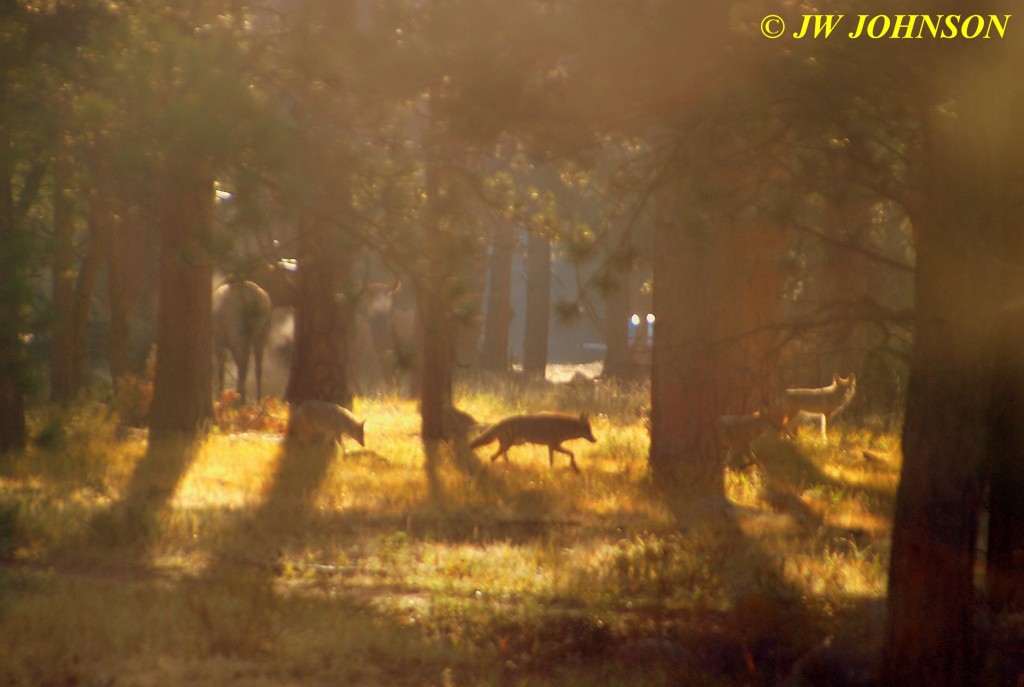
[253,343,264,402]
[235,346,249,404]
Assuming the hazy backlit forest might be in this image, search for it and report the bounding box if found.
[1,1,1023,685]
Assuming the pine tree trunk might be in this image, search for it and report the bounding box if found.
[418,284,453,441]
[522,231,550,379]
[284,215,352,409]
[984,184,1024,613]
[882,236,992,686]
[648,183,724,511]
[480,221,515,371]
[50,143,77,402]
[418,144,454,442]
[881,101,1008,687]
[601,267,633,380]
[986,327,1024,612]
[0,151,28,456]
[148,157,215,442]
[106,205,148,381]
[712,220,786,414]
[50,152,109,402]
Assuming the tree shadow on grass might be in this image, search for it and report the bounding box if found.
[623,429,894,685]
[86,431,203,553]
[423,432,511,510]
[213,434,338,566]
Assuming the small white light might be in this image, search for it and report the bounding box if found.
[646,314,655,324]
[630,314,641,326]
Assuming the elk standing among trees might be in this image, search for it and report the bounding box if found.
[351,280,417,395]
[212,280,272,403]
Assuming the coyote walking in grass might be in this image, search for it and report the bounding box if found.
[780,373,856,438]
[718,409,778,468]
[470,412,597,473]
[289,400,366,454]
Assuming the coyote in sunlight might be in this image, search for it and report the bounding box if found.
[288,400,366,454]
[780,373,856,438]
[470,412,597,473]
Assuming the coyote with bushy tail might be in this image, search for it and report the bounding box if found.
[780,373,856,437]
[470,412,597,473]
[289,400,366,454]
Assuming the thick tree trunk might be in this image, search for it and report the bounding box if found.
[480,221,515,371]
[882,228,993,687]
[50,144,77,402]
[50,154,109,402]
[522,231,551,379]
[984,165,1024,613]
[881,88,1012,685]
[648,183,723,510]
[148,157,215,442]
[284,215,352,409]
[600,266,633,380]
[986,318,1024,612]
[418,283,453,441]
[106,206,155,384]
[418,146,454,442]
[712,219,787,414]
[0,152,29,456]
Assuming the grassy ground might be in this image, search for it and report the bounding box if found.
[0,379,900,686]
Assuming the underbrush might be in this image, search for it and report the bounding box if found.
[0,388,900,686]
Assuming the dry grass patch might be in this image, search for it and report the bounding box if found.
[0,388,901,686]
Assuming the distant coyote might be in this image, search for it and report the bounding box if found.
[289,400,366,453]
[469,412,597,473]
[718,409,778,467]
[780,373,856,437]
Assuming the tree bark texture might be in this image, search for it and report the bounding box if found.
[522,231,551,379]
[50,150,110,402]
[649,183,723,506]
[49,142,77,402]
[882,59,1023,683]
[480,221,515,371]
[0,148,31,455]
[106,204,156,381]
[648,174,786,509]
[601,266,633,380]
[148,156,215,442]
[284,215,352,409]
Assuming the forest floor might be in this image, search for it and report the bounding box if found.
[0,376,901,686]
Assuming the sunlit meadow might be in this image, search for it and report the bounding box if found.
[0,380,900,686]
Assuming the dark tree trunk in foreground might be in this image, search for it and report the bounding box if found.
[522,231,550,379]
[984,140,1024,612]
[986,305,1024,613]
[648,182,723,510]
[480,221,515,371]
[285,215,352,409]
[0,152,42,456]
[882,64,1023,684]
[0,211,25,453]
[882,211,994,687]
[148,158,215,442]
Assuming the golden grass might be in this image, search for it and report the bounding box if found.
[0,388,900,686]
